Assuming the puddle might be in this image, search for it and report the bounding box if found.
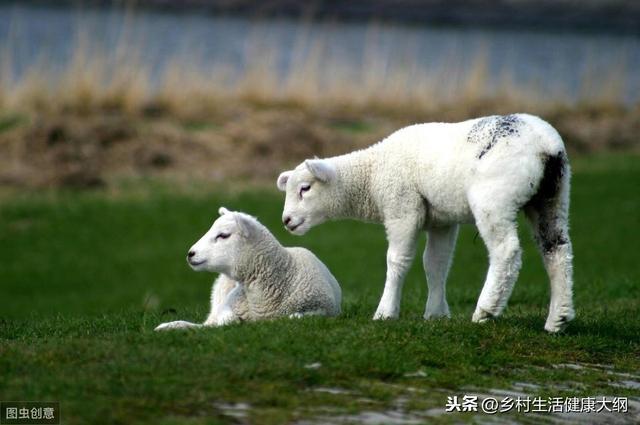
[302,410,424,425]
[553,362,640,393]
[512,381,541,391]
[610,380,640,390]
[462,386,531,400]
[311,386,354,395]
[423,407,447,417]
[213,402,250,420]
[554,363,587,371]
[553,362,639,379]
[404,370,428,378]
[488,388,529,398]
[297,385,449,424]
[300,370,639,425]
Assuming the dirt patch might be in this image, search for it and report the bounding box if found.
[0,101,638,188]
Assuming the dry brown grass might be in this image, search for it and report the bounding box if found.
[0,15,634,116]
[0,13,638,189]
[1,99,638,190]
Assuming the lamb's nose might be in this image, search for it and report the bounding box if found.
[187,250,195,258]
[283,216,292,226]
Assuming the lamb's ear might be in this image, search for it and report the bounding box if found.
[219,207,230,216]
[277,171,292,191]
[233,214,256,238]
[305,159,336,183]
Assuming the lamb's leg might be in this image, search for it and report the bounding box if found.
[540,239,574,333]
[525,194,575,333]
[470,205,522,323]
[155,275,240,331]
[423,225,459,319]
[373,217,420,320]
[203,275,239,326]
[214,282,247,326]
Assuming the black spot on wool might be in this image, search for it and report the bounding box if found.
[467,114,522,159]
[526,151,569,254]
[529,152,566,208]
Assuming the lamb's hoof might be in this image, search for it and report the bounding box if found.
[424,306,451,320]
[544,311,575,333]
[424,312,451,320]
[373,309,399,320]
[154,320,194,331]
[472,307,497,323]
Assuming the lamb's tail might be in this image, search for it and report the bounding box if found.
[526,149,570,242]
[518,114,571,217]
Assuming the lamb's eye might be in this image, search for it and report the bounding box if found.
[215,233,230,241]
[299,184,311,198]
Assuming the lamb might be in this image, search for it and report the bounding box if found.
[155,207,342,331]
[277,113,574,333]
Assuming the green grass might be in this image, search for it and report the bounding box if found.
[1,154,639,424]
[181,120,221,132]
[329,119,374,134]
[0,113,27,133]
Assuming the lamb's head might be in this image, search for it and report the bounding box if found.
[277,159,338,235]
[187,207,260,274]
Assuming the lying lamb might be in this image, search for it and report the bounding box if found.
[155,207,341,331]
[277,113,574,333]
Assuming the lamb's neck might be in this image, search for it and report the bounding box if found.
[233,234,293,315]
[328,149,381,222]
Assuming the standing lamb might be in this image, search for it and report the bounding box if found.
[277,113,574,333]
[155,207,342,331]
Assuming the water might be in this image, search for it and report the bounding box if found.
[1,3,639,102]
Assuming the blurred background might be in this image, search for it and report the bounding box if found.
[0,0,638,189]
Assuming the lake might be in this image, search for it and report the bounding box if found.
[1,3,639,103]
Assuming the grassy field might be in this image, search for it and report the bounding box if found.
[1,154,639,424]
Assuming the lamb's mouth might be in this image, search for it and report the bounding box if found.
[287,218,305,232]
[188,259,206,267]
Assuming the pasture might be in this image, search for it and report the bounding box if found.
[1,153,639,424]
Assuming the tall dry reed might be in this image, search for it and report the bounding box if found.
[0,9,633,116]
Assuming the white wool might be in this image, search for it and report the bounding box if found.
[155,208,342,331]
[277,113,574,333]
